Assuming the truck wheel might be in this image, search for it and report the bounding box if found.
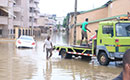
[98,52,110,66]
[60,50,72,59]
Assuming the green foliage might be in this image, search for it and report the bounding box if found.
[63,18,67,28]
[57,24,60,29]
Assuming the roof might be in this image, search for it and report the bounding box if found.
[76,14,128,26]
[99,20,130,24]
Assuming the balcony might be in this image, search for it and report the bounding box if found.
[13,20,21,26]
[34,0,40,3]
[34,15,39,19]
[29,3,36,8]
[29,12,37,17]
[0,0,8,7]
[0,16,8,25]
[35,7,40,12]
[29,13,39,19]
[13,5,21,12]
[29,22,38,27]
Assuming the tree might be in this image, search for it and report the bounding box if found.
[63,18,67,28]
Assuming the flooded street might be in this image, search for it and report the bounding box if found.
[0,32,122,80]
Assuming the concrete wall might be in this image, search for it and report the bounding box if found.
[108,0,130,17]
[37,16,48,26]
[77,7,108,23]
[69,15,74,27]
[0,0,8,7]
[21,0,29,28]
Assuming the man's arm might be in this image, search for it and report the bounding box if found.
[85,25,91,32]
[51,42,53,48]
[43,42,46,52]
[43,43,45,48]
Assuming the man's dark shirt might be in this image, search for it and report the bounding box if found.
[113,72,123,80]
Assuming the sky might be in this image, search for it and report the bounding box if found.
[39,0,109,18]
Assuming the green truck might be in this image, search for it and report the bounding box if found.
[55,19,130,66]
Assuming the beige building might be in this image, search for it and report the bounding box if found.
[37,14,57,33]
[0,0,40,38]
[68,0,130,44]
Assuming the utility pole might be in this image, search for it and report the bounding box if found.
[74,0,77,45]
[31,1,34,36]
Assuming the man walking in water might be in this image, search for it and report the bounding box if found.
[43,36,53,60]
[80,18,91,46]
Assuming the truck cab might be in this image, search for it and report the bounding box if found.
[96,20,130,65]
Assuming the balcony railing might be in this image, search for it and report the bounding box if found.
[29,3,37,8]
[34,0,40,3]
[29,22,39,27]
[29,12,37,17]
[13,20,21,26]
[0,0,8,7]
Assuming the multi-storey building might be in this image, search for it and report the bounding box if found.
[38,14,57,33]
[0,0,40,38]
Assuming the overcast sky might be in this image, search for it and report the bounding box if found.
[39,0,109,17]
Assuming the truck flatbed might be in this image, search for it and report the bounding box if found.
[71,45,91,49]
[56,44,92,49]
[55,43,95,59]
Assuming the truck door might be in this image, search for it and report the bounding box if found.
[115,23,130,52]
[101,25,115,52]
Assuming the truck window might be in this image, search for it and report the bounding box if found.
[116,23,130,37]
[102,26,113,34]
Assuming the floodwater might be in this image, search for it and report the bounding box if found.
[0,32,122,80]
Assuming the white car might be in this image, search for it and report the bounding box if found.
[16,36,36,48]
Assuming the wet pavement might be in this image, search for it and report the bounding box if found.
[0,32,122,80]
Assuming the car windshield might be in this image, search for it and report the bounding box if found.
[116,23,130,37]
[20,36,33,40]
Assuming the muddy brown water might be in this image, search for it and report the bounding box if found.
[0,32,122,80]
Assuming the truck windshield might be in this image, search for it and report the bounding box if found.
[116,23,130,37]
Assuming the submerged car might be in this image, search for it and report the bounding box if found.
[16,36,36,48]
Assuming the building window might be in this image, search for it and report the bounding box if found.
[23,30,24,35]
[29,30,31,35]
[18,29,21,37]
[13,3,16,6]
[29,17,34,22]
[102,25,113,34]
[26,30,28,35]
[11,29,12,34]
[0,29,2,35]
[13,29,15,34]
[29,7,34,13]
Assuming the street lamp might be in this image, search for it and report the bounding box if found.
[74,0,77,45]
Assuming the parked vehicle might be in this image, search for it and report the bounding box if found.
[54,16,130,66]
[16,35,36,48]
